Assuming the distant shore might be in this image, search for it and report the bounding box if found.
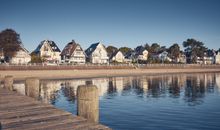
[1,68,220,81]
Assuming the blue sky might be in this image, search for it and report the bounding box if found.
[0,0,220,51]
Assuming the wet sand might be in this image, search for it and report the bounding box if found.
[1,68,220,81]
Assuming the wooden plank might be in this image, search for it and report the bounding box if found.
[0,88,111,130]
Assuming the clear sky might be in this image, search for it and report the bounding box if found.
[0,0,220,52]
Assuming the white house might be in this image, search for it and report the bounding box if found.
[10,46,31,64]
[215,51,220,64]
[33,40,61,63]
[0,48,4,63]
[85,42,109,64]
[134,46,148,61]
[110,50,125,63]
[158,51,172,62]
[61,40,86,64]
[124,50,135,63]
[177,52,187,63]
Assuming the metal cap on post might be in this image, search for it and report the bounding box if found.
[4,75,13,91]
[25,77,40,99]
[77,85,99,123]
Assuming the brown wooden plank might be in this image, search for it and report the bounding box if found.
[0,88,111,130]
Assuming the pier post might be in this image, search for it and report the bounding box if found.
[77,85,99,123]
[4,76,13,91]
[25,77,40,99]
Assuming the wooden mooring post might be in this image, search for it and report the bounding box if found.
[77,85,99,123]
[25,77,40,99]
[3,75,13,91]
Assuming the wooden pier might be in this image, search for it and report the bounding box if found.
[0,88,111,130]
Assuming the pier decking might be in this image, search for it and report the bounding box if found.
[0,88,111,130]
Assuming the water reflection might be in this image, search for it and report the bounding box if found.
[12,73,220,106]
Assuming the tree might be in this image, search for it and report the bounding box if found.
[0,29,22,62]
[106,45,118,57]
[168,43,180,63]
[30,53,45,63]
[144,43,150,51]
[183,38,207,63]
[119,47,133,55]
[149,43,160,53]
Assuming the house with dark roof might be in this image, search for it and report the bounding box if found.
[134,46,148,61]
[202,50,215,64]
[85,42,109,64]
[110,50,125,63]
[33,40,61,63]
[61,40,86,64]
[157,50,171,62]
[124,50,135,63]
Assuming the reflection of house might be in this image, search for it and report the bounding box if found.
[92,78,109,96]
[110,51,125,63]
[13,83,26,95]
[215,74,220,92]
[40,81,62,103]
[61,40,86,64]
[33,40,61,63]
[85,42,109,64]
[64,80,86,94]
[112,77,124,94]
[142,79,149,93]
[10,46,31,64]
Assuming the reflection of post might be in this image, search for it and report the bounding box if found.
[25,77,40,99]
[77,85,99,123]
[4,76,13,91]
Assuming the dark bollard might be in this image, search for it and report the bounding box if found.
[77,85,99,123]
[4,76,13,91]
[25,77,40,99]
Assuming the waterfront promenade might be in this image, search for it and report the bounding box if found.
[0,88,111,130]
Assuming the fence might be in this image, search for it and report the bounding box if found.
[0,63,220,70]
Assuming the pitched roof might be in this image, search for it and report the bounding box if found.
[135,46,147,55]
[85,42,102,56]
[33,40,61,53]
[124,50,135,58]
[110,50,124,59]
[61,40,78,56]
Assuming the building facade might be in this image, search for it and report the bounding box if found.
[10,46,31,64]
[85,42,109,64]
[61,40,86,64]
[215,51,220,64]
[33,40,61,63]
[110,51,125,63]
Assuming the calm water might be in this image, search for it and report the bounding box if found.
[12,73,220,130]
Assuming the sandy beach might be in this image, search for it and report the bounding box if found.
[1,68,220,81]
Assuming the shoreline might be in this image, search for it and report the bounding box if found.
[1,68,220,81]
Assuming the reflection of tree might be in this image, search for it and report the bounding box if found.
[147,77,166,98]
[107,79,117,96]
[184,76,205,106]
[62,85,76,103]
[168,76,180,98]
[132,78,144,96]
[40,82,60,104]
